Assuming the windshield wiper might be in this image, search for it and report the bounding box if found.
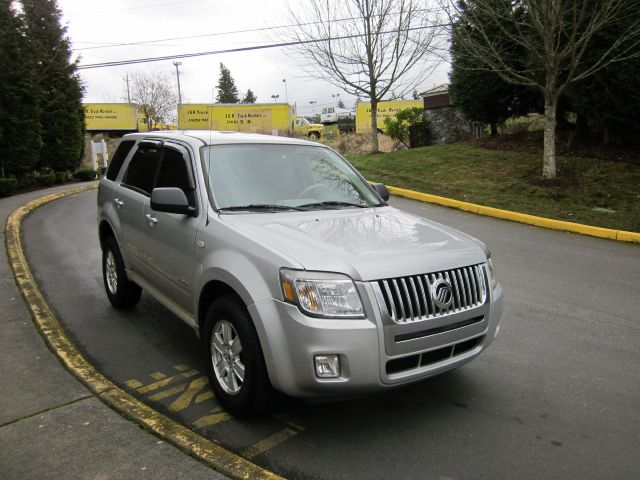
[217,204,304,212]
[297,201,372,209]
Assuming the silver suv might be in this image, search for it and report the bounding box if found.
[97,131,503,416]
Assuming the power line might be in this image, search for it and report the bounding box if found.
[78,24,449,70]
[73,8,439,51]
[67,0,208,17]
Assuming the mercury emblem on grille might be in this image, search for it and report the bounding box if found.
[431,278,453,309]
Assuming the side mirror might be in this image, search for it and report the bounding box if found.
[151,187,195,215]
[371,183,390,202]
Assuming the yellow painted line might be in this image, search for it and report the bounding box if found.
[174,364,191,372]
[125,379,144,389]
[5,184,285,480]
[148,384,187,402]
[151,371,167,380]
[137,369,199,394]
[169,376,209,412]
[241,429,298,460]
[386,185,640,244]
[193,411,232,429]
[274,414,305,431]
[195,390,215,404]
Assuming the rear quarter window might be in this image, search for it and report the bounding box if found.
[105,140,135,181]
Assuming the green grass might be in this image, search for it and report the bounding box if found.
[348,144,640,232]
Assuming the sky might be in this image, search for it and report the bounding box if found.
[59,0,451,118]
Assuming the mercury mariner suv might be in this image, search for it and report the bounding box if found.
[97,130,503,416]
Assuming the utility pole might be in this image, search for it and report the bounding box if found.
[282,78,288,104]
[173,61,183,105]
[125,73,131,103]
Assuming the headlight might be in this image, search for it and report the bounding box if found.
[280,268,364,318]
[487,254,498,289]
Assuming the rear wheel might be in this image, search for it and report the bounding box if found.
[102,237,141,309]
[308,131,320,140]
[203,295,273,417]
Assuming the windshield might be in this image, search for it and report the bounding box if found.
[201,144,383,212]
[298,117,310,126]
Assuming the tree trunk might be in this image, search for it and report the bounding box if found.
[370,98,380,152]
[542,94,557,179]
[490,122,498,136]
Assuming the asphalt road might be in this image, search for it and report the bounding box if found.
[22,190,640,480]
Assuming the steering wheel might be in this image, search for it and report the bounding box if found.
[299,183,333,199]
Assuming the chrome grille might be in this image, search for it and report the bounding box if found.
[375,264,487,323]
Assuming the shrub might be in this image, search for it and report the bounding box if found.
[75,168,97,181]
[55,171,72,183]
[37,171,56,186]
[0,177,18,196]
[383,108,427,148]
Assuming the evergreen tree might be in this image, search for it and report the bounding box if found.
[0,0,41,178]
[215,63,239,103]
[22,0,84,172]
[565,9,640,145]
[242,89,257,103]
[449,0,539,135]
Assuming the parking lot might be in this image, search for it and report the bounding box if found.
[19,189,640,479]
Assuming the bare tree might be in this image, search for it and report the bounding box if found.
[128,70,177,130]
[286,0,443,151]
[444,0,640,178]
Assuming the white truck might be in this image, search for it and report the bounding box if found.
[320,106,353,124]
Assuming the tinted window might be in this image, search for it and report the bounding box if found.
[155,147,194,203]
[106,140,135,181]
[123,146,161,195]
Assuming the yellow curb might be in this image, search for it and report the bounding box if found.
[386,185,640,244]
[5,184,284,480]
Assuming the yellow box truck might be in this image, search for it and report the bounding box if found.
[355,99,423,135]
[178,103,296,135]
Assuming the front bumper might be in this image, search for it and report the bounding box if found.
[248,282,503,397]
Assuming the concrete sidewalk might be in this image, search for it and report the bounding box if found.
[0,184,225,479]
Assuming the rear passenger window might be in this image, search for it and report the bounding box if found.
[123,146,161,196]
[106,140,135,181]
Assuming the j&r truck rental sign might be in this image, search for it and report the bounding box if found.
[84,103,137,131]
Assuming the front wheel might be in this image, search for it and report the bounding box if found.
[203,296,273,417]
[102,237,141,309]
[308,132,320,140]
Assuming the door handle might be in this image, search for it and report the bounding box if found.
[145,213,158,226]
[114,198,124,209]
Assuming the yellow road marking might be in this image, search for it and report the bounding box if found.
[125,379,143,389]
[169,376,209,412]
[151,371,167,380]
[148,384,186,401]
[274,414,305,431]
[7,185,285,480]
[241,428,298,460]
[137,369,198,394]
[195,390,214,403]
[193,411,232,428]
[174,364,190,372]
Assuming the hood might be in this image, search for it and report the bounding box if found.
[309,123,324,129]
[219,206,486,281]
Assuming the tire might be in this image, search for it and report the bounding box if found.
[102,237,142,309]
[308,132,320,140]
[203,295,273,417]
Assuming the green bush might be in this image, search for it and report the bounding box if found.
[37,171,56,186]
[75,168,97,181]
[55,171,72,183]
[0,177,18,196]
[383,108,427,148]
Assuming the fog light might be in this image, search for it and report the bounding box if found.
[314,355,340,378]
